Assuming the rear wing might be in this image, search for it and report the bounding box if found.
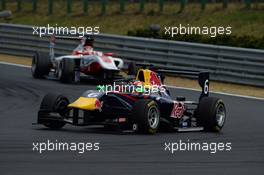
[156,69,209,100]
[49,35,84,46]
[51,35,84,41]
[48,35,85,60]
[135,63,209,100]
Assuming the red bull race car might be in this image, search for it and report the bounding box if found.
[31,35,127,83]
[36,66,226,134]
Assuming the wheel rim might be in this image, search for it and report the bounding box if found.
[216,103,226,127]
[56,98,69,116]
[147,106,159,129]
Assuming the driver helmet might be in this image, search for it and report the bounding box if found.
[84,35,94,47]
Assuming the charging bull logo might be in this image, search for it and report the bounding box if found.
[150,72,161,86]
[170,102,185,118]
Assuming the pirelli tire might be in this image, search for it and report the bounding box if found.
[58,58,75,83]
[31,51,50,78]
[197,97,226,132]
[39,93,69,129]
[133,99,160,134]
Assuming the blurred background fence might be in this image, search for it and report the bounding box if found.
[0,23,264,87]
[0,0,263,15]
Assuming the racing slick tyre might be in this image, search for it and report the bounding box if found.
[31,51,50,78]
[196,97,226,132]
[39,93,69,129]
[132,99,160,134]
[58,58,75,83]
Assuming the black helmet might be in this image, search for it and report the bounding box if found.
[84,35,94,46]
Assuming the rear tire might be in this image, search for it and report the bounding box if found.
[58,58,75,83]
[132,99,160,134]
[196,97,226,132]
[31,51,50,78]
[39,93,69,129]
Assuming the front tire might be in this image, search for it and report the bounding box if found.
[196,97,226,132]
[132,99,160,134]
[31,51,50,78]
[58,58,75,83]
[39,93,69,129]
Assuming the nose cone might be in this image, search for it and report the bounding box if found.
[68,97,101,110]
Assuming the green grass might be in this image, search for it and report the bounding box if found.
[1,1,264,37]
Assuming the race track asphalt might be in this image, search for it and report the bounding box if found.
[0,64,263,175]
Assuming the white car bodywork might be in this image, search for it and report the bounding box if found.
[49,39,124,76]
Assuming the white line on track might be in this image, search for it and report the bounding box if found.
[0,61,263,101]
[0,61,30,68]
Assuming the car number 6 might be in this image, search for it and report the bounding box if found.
[204,79,209,95]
